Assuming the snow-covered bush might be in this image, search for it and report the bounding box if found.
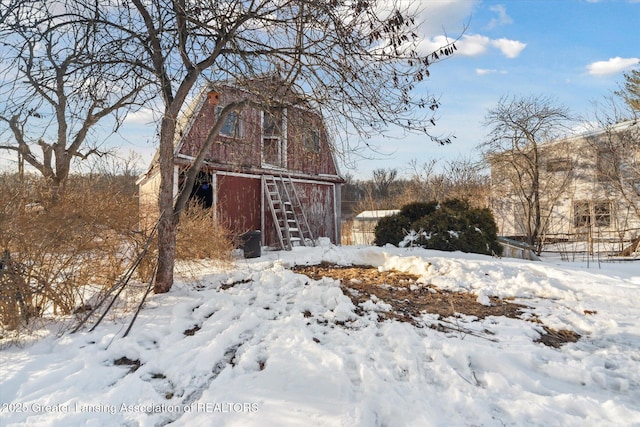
[373,202,439,246]
[375,199,502,256]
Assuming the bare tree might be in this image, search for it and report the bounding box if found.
[0,1,147,196]
[372,168,398,199]
[616,64,640,112]
[587,90,640,253]
[482,94,575,253]
[404,158,489,207]
[443,157,490,208]
[405,159,439,202]
[82,0,461,292]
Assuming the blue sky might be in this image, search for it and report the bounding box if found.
[341,0,640,179]
[1,0,637,179]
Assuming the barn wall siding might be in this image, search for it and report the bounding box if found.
[215,173,261,235]
[285,107,337,176]
[292,181,337,243]
[178,87,337,176]
[138,169,161,231]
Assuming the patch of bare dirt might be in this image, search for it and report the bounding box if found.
[292,262,581,348]
[534,326,580,348]
[114,356,141,373]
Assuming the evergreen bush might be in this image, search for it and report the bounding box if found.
[373,214,411,246]
[375,199,502,256]
[399,201,438,222]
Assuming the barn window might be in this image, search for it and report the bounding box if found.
[304,129,320,152]
[262,108,286,167]
[216,107,241,138]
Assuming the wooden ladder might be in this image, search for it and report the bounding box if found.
[280,174,314,247]
[263,175,314,250]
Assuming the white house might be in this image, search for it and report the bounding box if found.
[490,120,640,256]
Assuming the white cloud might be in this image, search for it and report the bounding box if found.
[587,57,639,76]
[124,107,158,125]
[416,34,485,57]
[414,0,479,36]
[417,36,460,55]
[374,0,478,36]
[491,38,527,58]
[404,1,524,60]
[418,34,524,59]
[457,34,491,56]
[486,5,513,29]
[476,68,508,76]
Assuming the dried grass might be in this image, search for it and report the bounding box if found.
[135,201,236,284]
[292,263,582,347]
[175,202,235,262]
[0,174,139,334]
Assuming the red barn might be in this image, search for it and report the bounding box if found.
[138,81,343,251]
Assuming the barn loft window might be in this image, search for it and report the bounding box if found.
[262,108,286,168]
[216,107,241,138]
[546,157,571,172]
[304,129,320,153]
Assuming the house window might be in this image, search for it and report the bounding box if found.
[546,158,571,172]
[573,201,590,228]
[304,129,320,153]
[216,107,241,138]
[573,201,611,228]
[262,109,286,167]
[593,202,611,227]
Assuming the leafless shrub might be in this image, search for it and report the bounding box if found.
[136,201,235,283]
[340,219,354,246]
[0,173,138,334]
[175,202,235,262]
[345,158,490,220]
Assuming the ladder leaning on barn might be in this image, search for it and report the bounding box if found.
[263,175,315,250]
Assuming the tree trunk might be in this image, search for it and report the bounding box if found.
[154,116,178,294]
[155,211,177,293]
[531,144,542,254]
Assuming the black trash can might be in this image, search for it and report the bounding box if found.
[241,230,261,258]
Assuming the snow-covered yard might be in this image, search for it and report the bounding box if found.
[2,242,639,426]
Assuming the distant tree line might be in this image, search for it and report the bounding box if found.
[341,158,490,218]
